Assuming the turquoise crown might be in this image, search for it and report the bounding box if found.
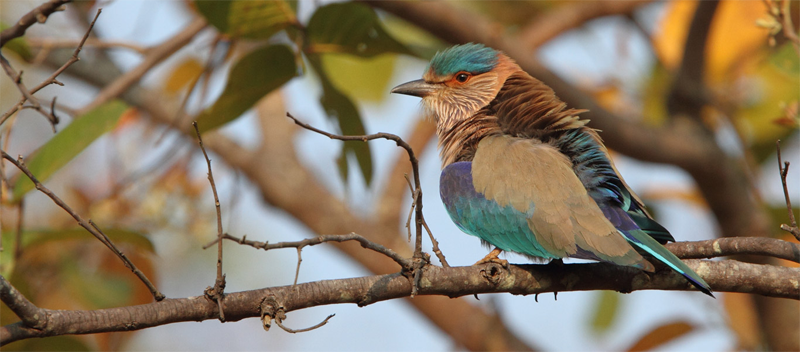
[428,43,499,77]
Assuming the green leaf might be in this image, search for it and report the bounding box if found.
[194,1,230,33]
[321,53,398,102]
[770,43,800,76]
[196,45,297,132]
[64,262,132,309]
[194,0,296,39]
[589,290,620,334]
[322,85,373,186]
[0,228,155,277]
[310,56,373,185]
[12,100,128,200]
[625,321,695,351]
[0,22,34,62]
[228,0,296,39]
[307,3,413,57]
[18,228,155,253]
[5,336,91,352]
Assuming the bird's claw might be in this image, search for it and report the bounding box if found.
[473,247,509,269]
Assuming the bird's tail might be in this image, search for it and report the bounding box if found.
[623,228,714,297]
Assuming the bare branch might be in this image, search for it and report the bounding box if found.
[204,232,412,270]
[0,150,164,301]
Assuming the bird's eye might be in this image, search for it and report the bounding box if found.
[455,73,470,83]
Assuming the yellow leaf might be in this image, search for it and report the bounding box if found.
[722,293,761,350]
[654,0,771,82]
[626,321,695,352]
[163,57,203,94]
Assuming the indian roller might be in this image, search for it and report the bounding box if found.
[391,43,712,296]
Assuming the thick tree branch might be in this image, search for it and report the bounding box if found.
[2,258,796,345]
[666,0,718,118]
[666,238,800,263]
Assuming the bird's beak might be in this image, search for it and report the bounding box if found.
[391,79,436,98]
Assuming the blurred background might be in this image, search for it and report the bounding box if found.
[1,0,798,351]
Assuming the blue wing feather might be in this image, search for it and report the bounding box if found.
[554,130,675,244]
[556,129,712,295]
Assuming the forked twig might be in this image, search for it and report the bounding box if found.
[286,112,449,296]
[192,122,226,321]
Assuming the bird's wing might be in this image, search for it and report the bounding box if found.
[471,134,652,270]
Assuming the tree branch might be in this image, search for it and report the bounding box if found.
[0,0,70,48]
[517,0,653,50]
[2,258,796,345]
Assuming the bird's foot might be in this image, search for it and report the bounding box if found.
[474,248,508,269]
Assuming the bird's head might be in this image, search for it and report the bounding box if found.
[391,43,520,129]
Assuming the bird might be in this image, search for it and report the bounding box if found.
[391,43,713,296]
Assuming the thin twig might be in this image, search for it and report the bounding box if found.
[293,247,302,287]
[192,122,226,322]
[275,310,335,334]
[0,150,165,301]
[776,140,800,240]
[27,38,148,55]
[204,232,412,269]
[75,18,206,116]
[0,0,71,48]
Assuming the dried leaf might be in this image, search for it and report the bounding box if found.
[625,321,695,352]
[163,57,203,94]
